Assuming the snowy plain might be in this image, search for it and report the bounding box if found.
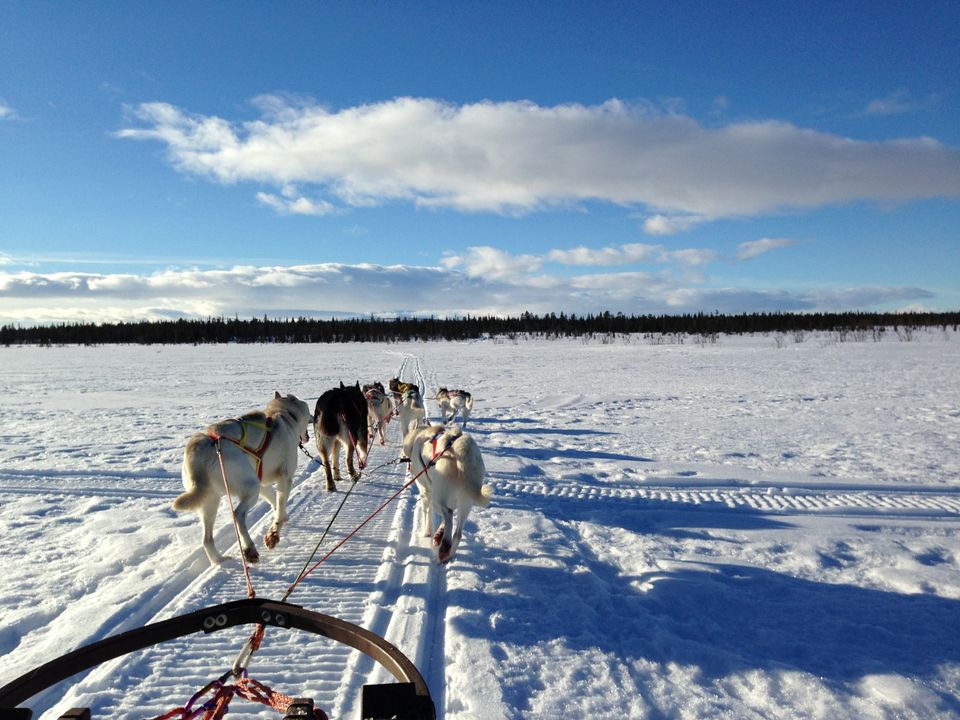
[0,331,959,719]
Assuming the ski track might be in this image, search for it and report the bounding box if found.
[7,343,958,719]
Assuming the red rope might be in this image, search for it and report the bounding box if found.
[150,670,328,720]
[213,439,256,599]
[284,448,446,597]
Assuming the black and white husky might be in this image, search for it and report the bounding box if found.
[314,382,370,492]
[403,423,492,564]
[173,392,312,566]
[435,387,474,425]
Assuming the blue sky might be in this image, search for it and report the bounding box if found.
[1,1,958,325]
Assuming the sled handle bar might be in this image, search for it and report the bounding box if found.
[0,598,435,719]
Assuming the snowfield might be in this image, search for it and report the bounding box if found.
[1,331,959,719]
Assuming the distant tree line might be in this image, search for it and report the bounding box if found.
[1,310,958,346]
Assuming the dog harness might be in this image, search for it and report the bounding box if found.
[208,417,274,482]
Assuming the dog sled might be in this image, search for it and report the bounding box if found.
[0,597,435,720]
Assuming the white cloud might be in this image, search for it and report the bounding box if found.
[256,189,338,216]
[865,89,934,116]
[440,246,542,280]
[736,238,795,260]
[663,248,719,266]
[0,260,938,327]
[711,96,731,115]
[547,243,664,266]
[117,97,960,221]
[0,102,14,120]
[643,214,708,235]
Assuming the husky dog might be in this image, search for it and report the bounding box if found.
[173,392,311,566]
[397,386,426,436]
[314,382,370,492]
[403,423,492,564]
[363,382,394,446]
[435,387,474,425]
[389,377,419,402]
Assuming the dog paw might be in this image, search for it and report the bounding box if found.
[437,540,453,564]
[326,482,336,492]
[264,530,280,549]
[243,547,261,564]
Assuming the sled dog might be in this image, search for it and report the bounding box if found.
[173,392,311,566]
[397,386,426,436]
[363,382,394,446]
[435,387,474,425]
[403,423,492,564]
[389,377,419,402]
[314,382,370,492]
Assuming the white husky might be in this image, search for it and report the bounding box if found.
[363,383,394,446]
[397,387,426,437]
[403,423,492,564]
[172,392,311,566]
[435,387,474,425]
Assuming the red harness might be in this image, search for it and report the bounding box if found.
[208,417,274,481]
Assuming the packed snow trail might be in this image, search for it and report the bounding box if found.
[45,437,437,718]
[38,353,445,719]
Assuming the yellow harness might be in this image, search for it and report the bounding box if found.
[208,416,274,481]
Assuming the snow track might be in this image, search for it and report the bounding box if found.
[46,441,433,719]
[34,354,445,719]
[493,478,960,518]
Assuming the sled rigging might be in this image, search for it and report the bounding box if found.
[0,598,435,720]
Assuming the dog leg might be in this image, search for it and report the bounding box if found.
[331,441,343,483]
[421,496,433,537]
[320,446,336,492]
[199,497,224,565]
[434,506,454,563]
[346,443,360,481]
[263,476,290,549]
[233,486,260,564]
[415,474,432,537]
[446,498,474,564]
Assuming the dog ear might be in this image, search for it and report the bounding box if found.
[275,391,281,399]
[355,381,360,389]
[340,380,345,389]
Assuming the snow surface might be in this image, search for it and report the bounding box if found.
[1,331,959,719]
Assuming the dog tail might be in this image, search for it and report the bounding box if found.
[172,489,205,512]
[172,435,211,512]
[453,433,491,506]
[476,483,494,507]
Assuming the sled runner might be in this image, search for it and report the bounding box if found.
[0,598,435,720]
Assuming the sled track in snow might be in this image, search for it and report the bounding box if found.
[46,449,437,719]
[31,355,445,719]
[493,478,960,517]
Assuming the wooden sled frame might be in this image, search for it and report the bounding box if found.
[0,598,435,720]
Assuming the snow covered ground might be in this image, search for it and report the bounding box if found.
[1,331,958,719]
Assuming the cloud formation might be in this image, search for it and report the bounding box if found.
[0,258,935,327]
[736,238,795,260]
[117,97,960,226]
[0,102,14,120]
[865,89,936,116]
[255,186,338,216]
